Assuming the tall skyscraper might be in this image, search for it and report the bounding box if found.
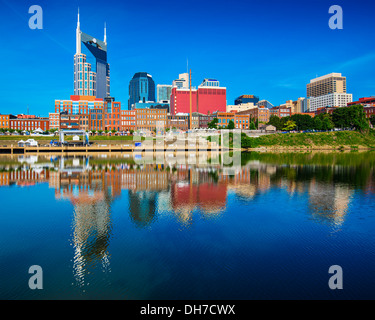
[128,72,155,110]
[157,84,172,103]
[74,10,110,99]
[307,73,352,112]
[307,73,346,98]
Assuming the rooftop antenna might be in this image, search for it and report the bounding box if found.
[76,7,81,54]
[104,22,107,44]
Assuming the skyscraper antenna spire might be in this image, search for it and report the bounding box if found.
[104,22,107,44]
[76,8,81,54]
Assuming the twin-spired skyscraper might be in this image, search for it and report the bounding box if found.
[73,10,110,99]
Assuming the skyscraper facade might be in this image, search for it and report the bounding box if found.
[74,11,110,99]
[172,73,190,89]
[257,100,274,109]
[307,73,346,98]
[235,95,259,105]
[307,73,352,112]
[157,84,172,103]
[128,72,155,110]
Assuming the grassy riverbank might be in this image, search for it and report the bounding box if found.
[242,131,375,150]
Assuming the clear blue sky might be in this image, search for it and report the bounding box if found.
[1,0,375,115]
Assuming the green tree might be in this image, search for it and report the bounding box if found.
[332,107,350,129]
[370,115,375,127]
[227,120,235,129]
[349,105,369,132]
[267,115,283,131]
[321,116,334,131]
[290,114,315,131]
[208,118,218,129]
[332,105,369,132]
[255,118,259,129]
[283,120,297,131]
[249,121,256,130]
[314,117,323,131]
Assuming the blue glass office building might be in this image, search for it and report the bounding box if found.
[234,95,259,105]
[128,72,155,110]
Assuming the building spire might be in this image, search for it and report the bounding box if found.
[104,22,107,45]
[76,8,81,54]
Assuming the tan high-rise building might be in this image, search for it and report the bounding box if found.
[307,73,346,98]
[285,98,306,114]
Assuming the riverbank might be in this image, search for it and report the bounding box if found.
[242,131,375,151]
[3,131,375,152]
[0,135,136,146]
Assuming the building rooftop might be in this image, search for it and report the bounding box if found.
[310,73,343,83]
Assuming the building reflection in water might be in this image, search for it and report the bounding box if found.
[128,191,157,228]
[0,154,373,228]
[1,153,374,285]
[54,158,117,287]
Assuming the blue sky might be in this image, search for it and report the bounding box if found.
[1,0,375,115]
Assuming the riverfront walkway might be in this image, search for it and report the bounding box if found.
[0,142,223,155]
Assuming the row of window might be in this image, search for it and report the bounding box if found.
[137,115,167,119]
[137,121,166,125]
[12,121,45,126]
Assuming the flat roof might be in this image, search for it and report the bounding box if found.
[310,73,343,83]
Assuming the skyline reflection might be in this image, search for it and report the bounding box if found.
[1,153,374,228]
[0,152,374,289]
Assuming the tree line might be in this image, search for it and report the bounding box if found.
[267,105,370,132]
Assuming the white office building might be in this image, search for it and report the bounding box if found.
[309,93,353,112]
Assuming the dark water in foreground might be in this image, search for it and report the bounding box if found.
[0,152,375,300]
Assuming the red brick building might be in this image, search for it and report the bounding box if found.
[10,118,50,132]
[216,112,250,129]
[0,114,16,130]
[269,106,292,118]
[60,113,80,130]
[103,101,121,132]
[121,110,136,132]
[348,97,375,107]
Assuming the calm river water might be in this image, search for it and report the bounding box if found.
[0,151,374,300]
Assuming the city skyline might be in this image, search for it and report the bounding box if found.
[2,0,375,115]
